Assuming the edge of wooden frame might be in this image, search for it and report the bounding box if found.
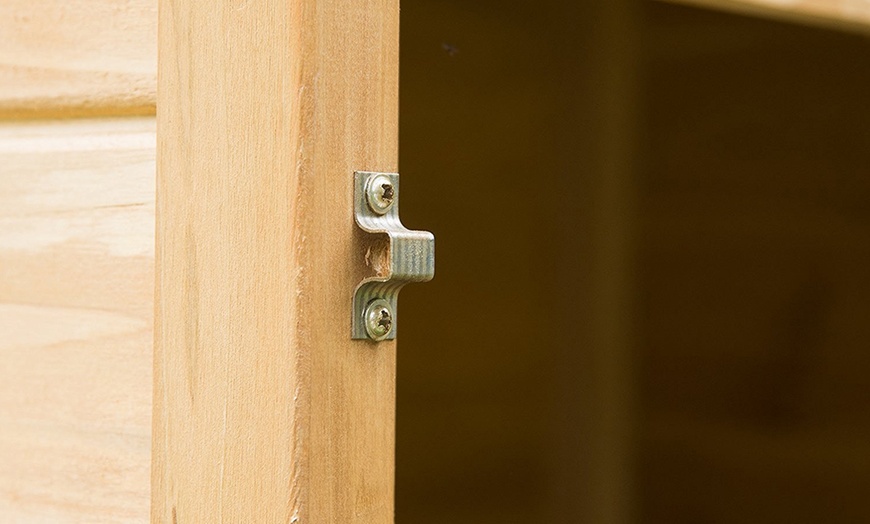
[153,0,399,521]
[660,0,870,35]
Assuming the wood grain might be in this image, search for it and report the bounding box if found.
[0,117,155,522]
[0,1,157,118]
[661,0,870,33]
[154,0,398,522]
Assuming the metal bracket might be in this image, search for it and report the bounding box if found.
[352,171,435,340]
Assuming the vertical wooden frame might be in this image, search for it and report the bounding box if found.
[153,0,399,522]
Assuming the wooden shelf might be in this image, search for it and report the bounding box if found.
[662,0,870,34]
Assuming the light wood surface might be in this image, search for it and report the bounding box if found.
[0,0,157,118]
[153,0,399,522]
[661,0,870,33]
[0,117,155,522]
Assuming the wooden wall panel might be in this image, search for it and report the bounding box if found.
[0,118,155,522]
[0,1,157,118]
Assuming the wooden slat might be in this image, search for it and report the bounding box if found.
[661,0,870,33]
[0,117,155,522]
[0,1,157,118]
[153,0,398,522]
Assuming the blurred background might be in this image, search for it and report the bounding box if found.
[397,1,870,522]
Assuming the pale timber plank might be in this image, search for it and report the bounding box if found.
[0,1,157,118]
[154,0,399,522]
[0,117,155,522]
[661,0,870,34]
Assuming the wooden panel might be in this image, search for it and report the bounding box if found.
[662,0,870,33]
[0,117,155,522]
[0,1,157,118]
[153,0,398,522]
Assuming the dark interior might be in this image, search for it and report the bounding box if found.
[398,1,870,521]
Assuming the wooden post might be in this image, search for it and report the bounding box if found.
[153,0,399,522]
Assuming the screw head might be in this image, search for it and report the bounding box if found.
[365,174,395,215]
[364,299,394,341]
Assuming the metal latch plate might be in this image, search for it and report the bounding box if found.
[352,171,434,340]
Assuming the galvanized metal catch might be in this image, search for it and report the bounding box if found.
[353,171,435,340]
